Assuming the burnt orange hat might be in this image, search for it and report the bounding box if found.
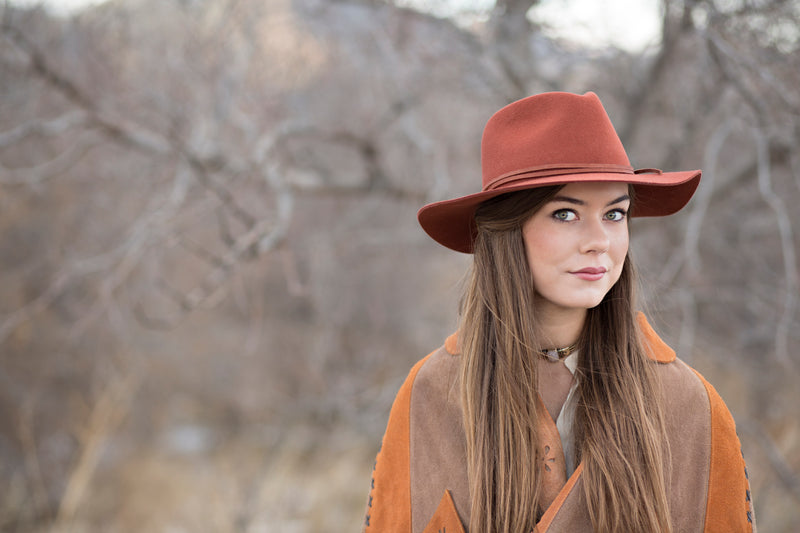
[417,91,701,253]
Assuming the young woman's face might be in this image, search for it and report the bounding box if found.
[521,181,630,315]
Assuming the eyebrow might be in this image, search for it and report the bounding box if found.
[550,194,631,207]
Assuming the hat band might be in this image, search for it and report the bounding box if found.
[484,163,637,192]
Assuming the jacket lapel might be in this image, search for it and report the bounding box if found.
[534,398,592,533]
[535,463,590,532]
[536,395,569,511]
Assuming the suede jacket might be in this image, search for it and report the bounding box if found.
[362,314,756,532]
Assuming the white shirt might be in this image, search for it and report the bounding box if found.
[556,352,579,477]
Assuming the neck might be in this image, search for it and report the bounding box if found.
[537,304,586,350]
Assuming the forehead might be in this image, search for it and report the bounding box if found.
[556,181,630,199]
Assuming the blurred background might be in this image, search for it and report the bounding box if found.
[1,0,799,530]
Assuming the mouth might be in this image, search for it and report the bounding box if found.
[570,267,608,281]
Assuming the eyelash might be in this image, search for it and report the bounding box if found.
[551,208,628,222]
[606,208,628,221]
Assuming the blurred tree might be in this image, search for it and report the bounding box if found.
[0,0,798,530]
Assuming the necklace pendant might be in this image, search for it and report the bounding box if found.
[545,349,560,362]
[539,342,577,362]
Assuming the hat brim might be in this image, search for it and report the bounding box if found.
[417,169,702,253]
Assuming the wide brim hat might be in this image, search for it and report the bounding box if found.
[417,91,701,253]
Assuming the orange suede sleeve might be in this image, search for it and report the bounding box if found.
[692,369,754,532]
[363,353,433,533]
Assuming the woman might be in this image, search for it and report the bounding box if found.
[362,92,755,532]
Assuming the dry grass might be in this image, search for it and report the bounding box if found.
[33,425,375,533]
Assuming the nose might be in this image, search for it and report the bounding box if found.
[579,218,610,254]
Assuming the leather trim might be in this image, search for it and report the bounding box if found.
[444,332,459,355]
[422,491,466,533]
[692,369,754,532]
[535,463,587,532]
[637,312,676,363]
[365,353,433,532]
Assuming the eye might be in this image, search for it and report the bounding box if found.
[552,209,577,222]
[605,208,627,222]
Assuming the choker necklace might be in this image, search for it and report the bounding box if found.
[540,343,578,362]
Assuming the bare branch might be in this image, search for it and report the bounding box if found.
[0,250,119,345]
[0,130,100,187]
[0,110,87,146]
[133,159,294,328]
[280,248,308,297]
[677,287,697,362]
[739,419,800,503]
[3,23,172,155]
[0,160,194,344]
[16,398,49,521]
[619,0,695,144]
[660,118,733,286]
[56,371,139,523]
[182,155,256,230]
[493,0,539,17]
[177,237,230,270]
[705,26,800,118]
[751,125,797,367]
[794,140,800,194]
[67,160,196,337]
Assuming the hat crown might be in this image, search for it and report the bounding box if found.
[481,92,631,190]
[417,91,701,253]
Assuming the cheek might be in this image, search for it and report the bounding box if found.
[608,220,629,252]
[609,230,629,275]
[523,219,563,259]
[612,232,629,256]
[523,232,563,274]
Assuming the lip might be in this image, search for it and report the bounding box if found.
[570,267,608,281]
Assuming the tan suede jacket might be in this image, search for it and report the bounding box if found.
[362,314,756,532]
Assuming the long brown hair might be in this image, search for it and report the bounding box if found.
[459,187,671,533]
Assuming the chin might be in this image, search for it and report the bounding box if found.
[578,300,606,310]
[566,291,610,310]
[544,298,606,313]
[535,287,613,313]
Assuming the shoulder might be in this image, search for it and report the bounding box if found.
[637,313,711,405]
[408,337,470,531]
[382,336,461,426]
[411,334,461,406]
[364,337,464,533]
[637,313,737,436]
[658,358,754,531]
[390,333,460,399]
[378,332,461,452]
[637,313,735,427]
[638,314,755,531]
